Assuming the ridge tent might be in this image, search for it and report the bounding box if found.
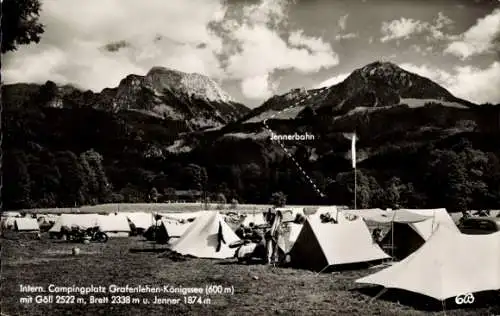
[289,217,390,272]
[49,214,130,237]
[380,208,459,259]
[408,208,459,239]
[49,214,101,233]
[14,218,40,232]
[356,225,500,301]
[101,214,131,237]
[125,212,156,230]
[157,218,192,242]
[169,211,240,259]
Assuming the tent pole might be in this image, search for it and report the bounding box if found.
[370,288,388,303]
[391,209,397,261]
[431,210,436,232]
[316,264,330,275]
[441,300,447,316]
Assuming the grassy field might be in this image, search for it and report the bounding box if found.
[1,235,499,316]
[15,203,326,214]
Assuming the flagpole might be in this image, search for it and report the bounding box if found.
[352,132,357,210]
[354,165,357,210]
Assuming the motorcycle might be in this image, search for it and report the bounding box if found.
[61,226,108,243]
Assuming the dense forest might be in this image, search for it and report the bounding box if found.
[3,99,500,212]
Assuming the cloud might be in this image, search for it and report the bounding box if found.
[3,0,227,91]
[380,12,453,43]
[216,0,338,99]
[314,73,350,88]
[241,74,276,99]
[3,0,338,102]
[334,33,358,41]
[444,8,500,60]
[400,62,500,104]
[338,14,349,31]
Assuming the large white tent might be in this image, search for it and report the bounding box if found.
[160,218,192,239]
[356,225,500,301]
[289,217,390,272]
[49,214,101,232]
[14,218,40,231]
[405,208,459,239]
[170,211,240,259]
[101,214,131,237]
[378,208,459,259]
[49,214,130,237]
[125,212,156,230]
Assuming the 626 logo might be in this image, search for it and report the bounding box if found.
[454,293,475,305]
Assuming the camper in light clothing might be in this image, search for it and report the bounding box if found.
[265,209,283,265]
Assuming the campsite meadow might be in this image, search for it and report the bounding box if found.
[2,204,499,316]
[2,236,499,316]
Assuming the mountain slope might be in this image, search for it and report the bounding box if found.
[241,61,476,124]
[3,61,500,210]
[2,67,250,131]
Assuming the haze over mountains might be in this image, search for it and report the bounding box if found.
[3,61,500,210]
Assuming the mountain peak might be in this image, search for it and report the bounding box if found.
[144,66,234,103]
[353,61,406,81]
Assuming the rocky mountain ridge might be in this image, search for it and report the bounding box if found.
[2,67,250,131]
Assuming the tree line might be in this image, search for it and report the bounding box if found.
[4,138,500,212]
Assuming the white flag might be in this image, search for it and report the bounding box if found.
[351,133,357,169]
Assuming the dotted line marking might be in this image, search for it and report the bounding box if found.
[262,87,329,198]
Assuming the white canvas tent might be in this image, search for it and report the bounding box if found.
[49,214,101,232]
[49,214,130,237]
[406,208,459,239]
[289,217,390,272]
[160,218,192,239]
[376,208,459,259]
[125,212,156,230]
[101,214,131,237]
[170,211,240,259]
[356,225,500,301]
[14,218,40,231]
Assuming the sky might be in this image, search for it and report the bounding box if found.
[3,0,500,108]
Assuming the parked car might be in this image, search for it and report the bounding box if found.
[458,217,500,235]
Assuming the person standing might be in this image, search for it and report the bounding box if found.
[265,210,283,265]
